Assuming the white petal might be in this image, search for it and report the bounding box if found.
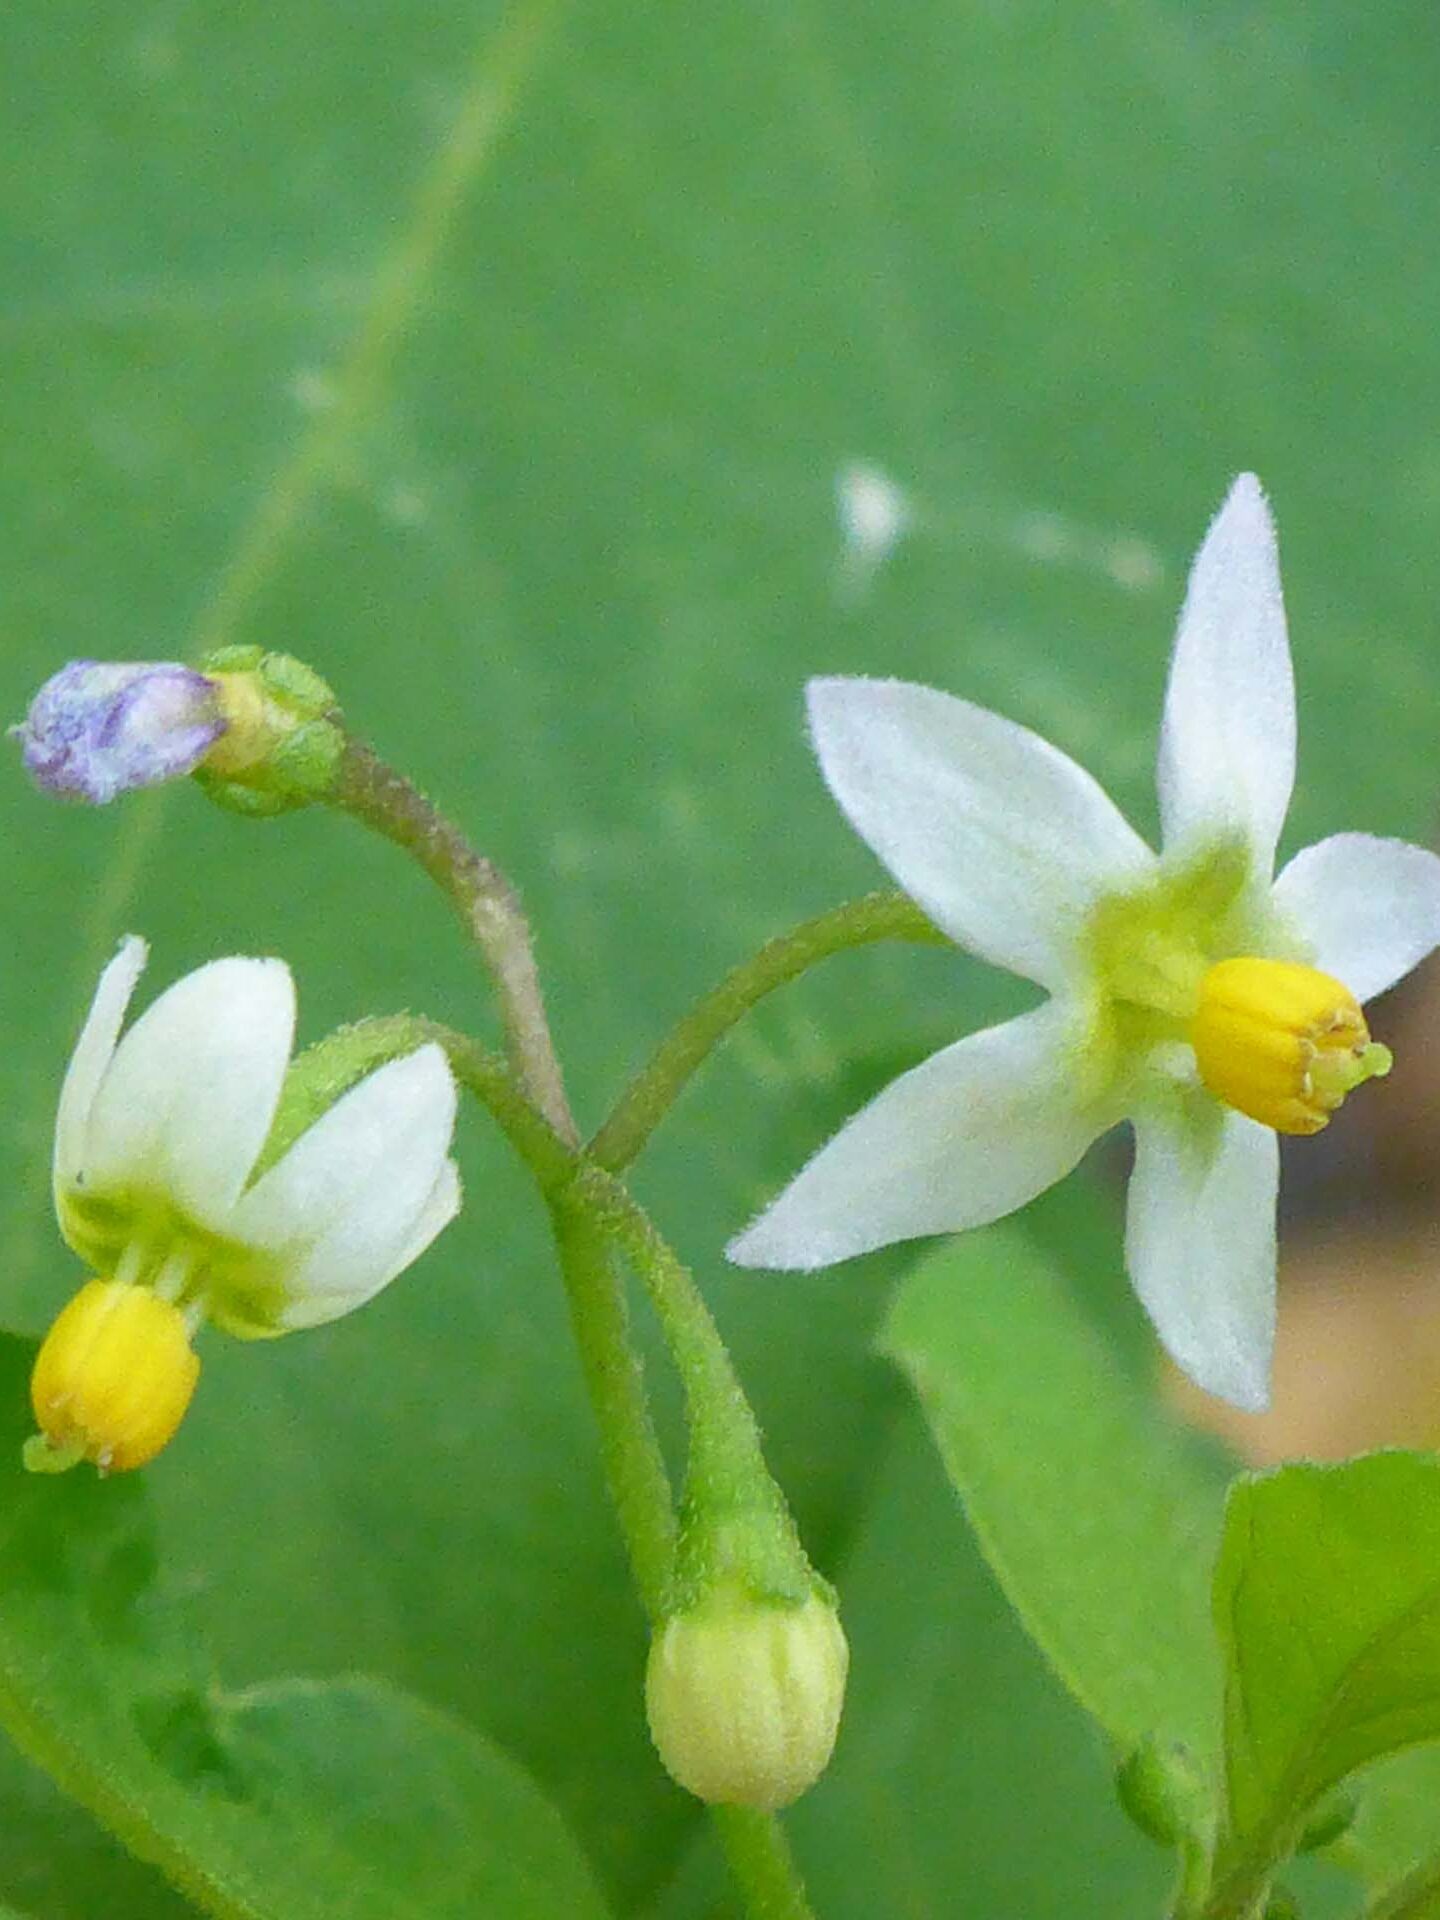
[278,1156,462,1331]
[231,1045,458,1323]
[1124,1099,1278,1412]
[1157,474,1295,871]
[1273,833,1440,1004]
[53,934,148,1194]
[82,957,296,1223]
[807,677,1154,990]
[727,1004,1106,1270]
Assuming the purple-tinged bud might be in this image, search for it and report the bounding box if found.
[15,660,224,804]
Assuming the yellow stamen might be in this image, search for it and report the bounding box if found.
[27,1278,201,1475]
[1190,958,1392,1135]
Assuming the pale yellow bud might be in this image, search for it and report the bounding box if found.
[28,1279,200,1474]
[645,1590,848,1811]
[1191,957,1392,1135]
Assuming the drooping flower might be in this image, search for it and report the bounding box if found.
[728,475,1440,1411]
[28,938,460,1472]
[16,661,224,803]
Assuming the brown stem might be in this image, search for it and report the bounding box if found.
[332,739,577,1144]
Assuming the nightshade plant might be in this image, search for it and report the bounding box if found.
[10,476,1440,1920]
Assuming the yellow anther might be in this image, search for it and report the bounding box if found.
[1191,958,1392,1135]
[28,1278,200,1474]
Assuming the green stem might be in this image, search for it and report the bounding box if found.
[331,738,578,1144]
[325,770,825,1916]
[423,1022,575,1191]
[590,891,942,1171]
[575,1166,765,1486]
[710,1807,820,1920]
[1169,1833,1214,1920]
[548,1204,677,1623]
[1199,1855,1274,1920]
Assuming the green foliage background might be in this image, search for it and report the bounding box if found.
[2,0,1439,1913]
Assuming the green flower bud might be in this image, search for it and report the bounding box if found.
[193,646,345,816]
[1115,1736,1211,1849]
[645,1586,848,1811]
[1296,1788,1358,1853]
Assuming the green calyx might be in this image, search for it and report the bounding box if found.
[192,645,345,816]
[253,1016,432,1181]
[671,1492,827,1616]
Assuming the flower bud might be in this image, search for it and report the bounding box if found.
[195,646,345,816]
[15,660,224,804]
[1296,1788,1358,1853]
[645,1588,848,1810]
[1115,1736,1209,1848]
[27,1279,200,1474]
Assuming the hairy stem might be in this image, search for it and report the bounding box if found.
[576,1164,767,1492]
[590,891,942,1171]
[332,738,577,1142]
[549,1204,677,1622]
[431,1043,821,1914]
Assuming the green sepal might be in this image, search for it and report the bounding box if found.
[252,1015,431,1182]
[196,645,338,719]
[191,647,345,814]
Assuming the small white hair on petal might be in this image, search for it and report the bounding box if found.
[80,956,297,1227]
[1274,833,1440,1005]
[53,934,150,1196]
[805,674,1154,991]
[232,1043,459,1323]
[1157,472,1296,874]
[728,1005,1106,1271]
[1125,1102,1278,1413]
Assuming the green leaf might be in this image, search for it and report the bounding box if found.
[0,1734,191,1920]
[1216,1453,1440,1869]
[0,1334,610,1920]
[882,1219,1226,1764]
[1341,1748,1440,1894]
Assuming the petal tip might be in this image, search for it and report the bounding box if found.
[804,674,867,728]
[1213,470,1274,541]
[1180,1343,1273,1416]
[725,1219,809,1271]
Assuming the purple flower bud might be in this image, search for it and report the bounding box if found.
[15,661,225,804]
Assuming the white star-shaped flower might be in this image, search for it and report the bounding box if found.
[729,475,1440,1411]
[30,937,460,1471]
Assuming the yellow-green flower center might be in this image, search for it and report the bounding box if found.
[1082,840,1392,1131]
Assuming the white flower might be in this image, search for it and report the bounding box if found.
[30,937,459,1471]
[728,475,1440,1412]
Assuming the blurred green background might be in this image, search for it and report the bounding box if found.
[3,0,1439,1912]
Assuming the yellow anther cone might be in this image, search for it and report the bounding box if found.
[1191,957,1392,1135]
[29,1279,200,1474]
